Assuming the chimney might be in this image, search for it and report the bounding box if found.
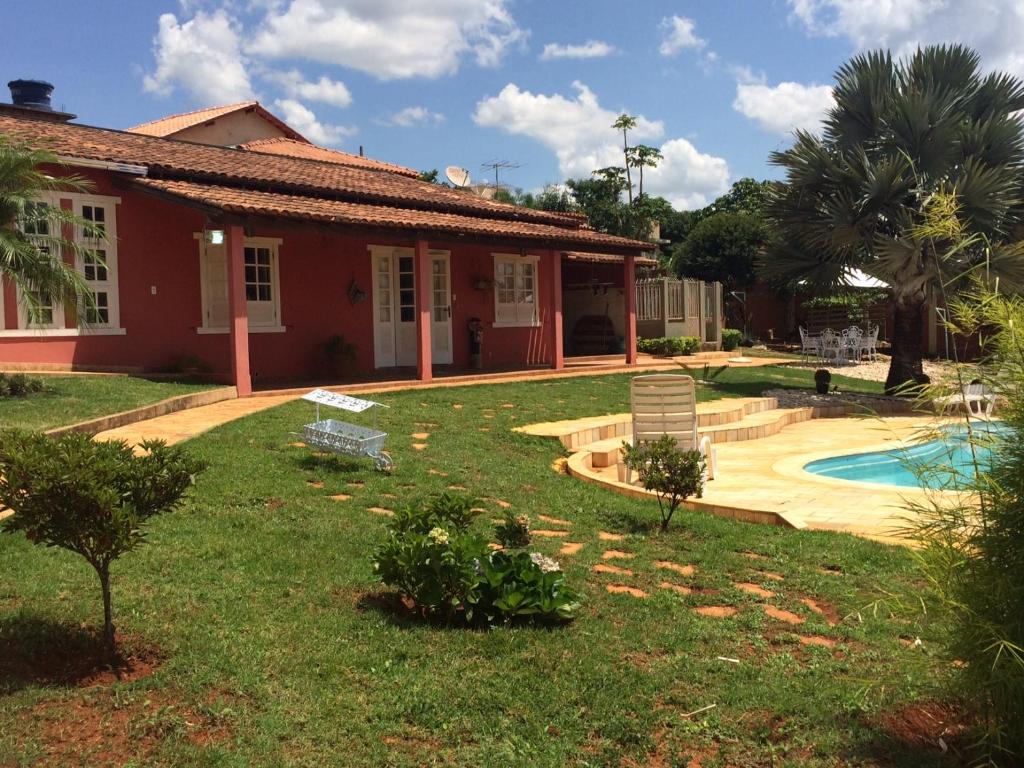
[1,79,76,122]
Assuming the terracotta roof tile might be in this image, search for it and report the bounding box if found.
[133,179,652,252]
[126,101,307,142]
[0,113,583,228]
[239,137,419,178]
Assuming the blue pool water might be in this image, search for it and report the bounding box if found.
[803,422,1011,489]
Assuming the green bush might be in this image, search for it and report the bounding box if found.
[0,372,46,398]
[0,431,206,659]
[721,328,743,351]
[494,510,531,549]
[637,336,701,357]
[621,435,705,532]
[373,493,580,625]
[910,285,1024,761]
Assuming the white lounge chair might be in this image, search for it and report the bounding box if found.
[936,382,997,417]
[621,374,716,484]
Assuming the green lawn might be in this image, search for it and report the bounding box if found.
[0,375,220,431]
[0,367,953,767]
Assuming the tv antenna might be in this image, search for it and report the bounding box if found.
[480,159,521,189]
[444,165,470,188]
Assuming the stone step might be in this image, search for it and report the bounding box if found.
[587,406,814,468]
[520,396,779,450]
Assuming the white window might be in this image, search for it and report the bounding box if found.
[17,196,65,330]
[75,198,120,329]
[198,236,283,333]
[493,253,539,327]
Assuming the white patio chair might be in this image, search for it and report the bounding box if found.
[843,327,864,363]
[621,374,716,485]
[858,325,879,362]
[936,382,997,417]
[798,327,820,362]
[818,329,847,365]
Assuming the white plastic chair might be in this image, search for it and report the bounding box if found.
[621,374,716,484]
[936,383,997,417]
[843,327,863,363]
[858,325,879,362]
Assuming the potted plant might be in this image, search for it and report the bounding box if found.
[814,368,832,395]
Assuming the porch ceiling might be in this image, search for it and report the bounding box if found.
[131,178,653,255]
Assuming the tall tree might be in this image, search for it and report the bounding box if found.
[0,140,102,324]
[767,45,1024,392]
[612,113,638,204]
[626,144,663,199]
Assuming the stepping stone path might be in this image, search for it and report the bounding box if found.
[488,498,512,509]
[734,582,775,599]
[799,597,838,625]
[739,551,769,561]
[453,404,463,410]
[593,563,633,576]
[757,571,785,582]
[659,581,693,595]
[347,481,365,488]
[560,542,583,556]
[307,480,325,489]
[368,507,395,517]
[602,550,634,560]
[533,530,570,538]
[798,635,837,648]
[447,484,467,491]
[427,469,448,477]
[655,561,695,577]
[537,514,571,526]
[289,441,306,448]
[598,532,624,541]
[606,584,646,598]
[411,432,430,440]
[381,493,397,500]
[412,444,428,451]
[762,605,805,625]
[693,606,738,618]
[479,427,491,432]
[501,403,515,409]
[329,494,352,502]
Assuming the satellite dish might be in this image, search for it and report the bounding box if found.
[445,165,471,187]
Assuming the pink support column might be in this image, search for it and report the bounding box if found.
[414,238,433,382]
[624,254,638,365]
[226,225,252,396]
[550,250,564,370]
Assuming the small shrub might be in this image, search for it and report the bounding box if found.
[721,328,743,351]
[373,493,580,624]
[637,336,701,357]
[0,431,206,659]
[318,334,358,380]
[494,510,531,548]
[477,551,580,621]
[621,435,705,532]
[0,372,46,399]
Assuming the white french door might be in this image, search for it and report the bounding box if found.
[371,247,452,368]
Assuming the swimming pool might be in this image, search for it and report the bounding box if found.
[803,422,1010,489]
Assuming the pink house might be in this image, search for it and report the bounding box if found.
[0,87,650,395]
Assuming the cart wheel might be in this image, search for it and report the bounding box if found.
[375,452,394,473]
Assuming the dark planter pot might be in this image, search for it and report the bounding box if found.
[814,369,832,395]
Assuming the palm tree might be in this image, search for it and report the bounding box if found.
[767,45,1024,392]
[0,139,101,325]
[626,144,663,199]
[612,113,638,205]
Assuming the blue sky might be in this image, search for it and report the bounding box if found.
[3,1,1022,209]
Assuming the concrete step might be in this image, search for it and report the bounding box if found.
[521,397,778,450]
[587,406,814,468]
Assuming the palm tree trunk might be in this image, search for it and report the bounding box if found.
[885,294,930,394]
[622,131,633,205]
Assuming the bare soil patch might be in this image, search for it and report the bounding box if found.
[605,584,647,598]
[598,531,624,541]
[655,561,696,577]
[593,563,633,576]
[602,549,634,560]
[559,542,583,556]
[734,582,775,599]
[876,699,974,754]
[762,605,805,625]
[693,606,738,618]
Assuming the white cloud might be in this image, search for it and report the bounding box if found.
[250,0,527,80]
[265,69,352,108]
[272,98,356,145]
[733,80,835,135]
[789,0,1024,77]
[658,15,706,57]
[143,9,254,103]
[382,106,446,127]
[540,40,616,61]
[473,82,729,209]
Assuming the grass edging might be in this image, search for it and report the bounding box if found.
[44,386,238,438]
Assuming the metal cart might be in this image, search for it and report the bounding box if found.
[300,389,393,471]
